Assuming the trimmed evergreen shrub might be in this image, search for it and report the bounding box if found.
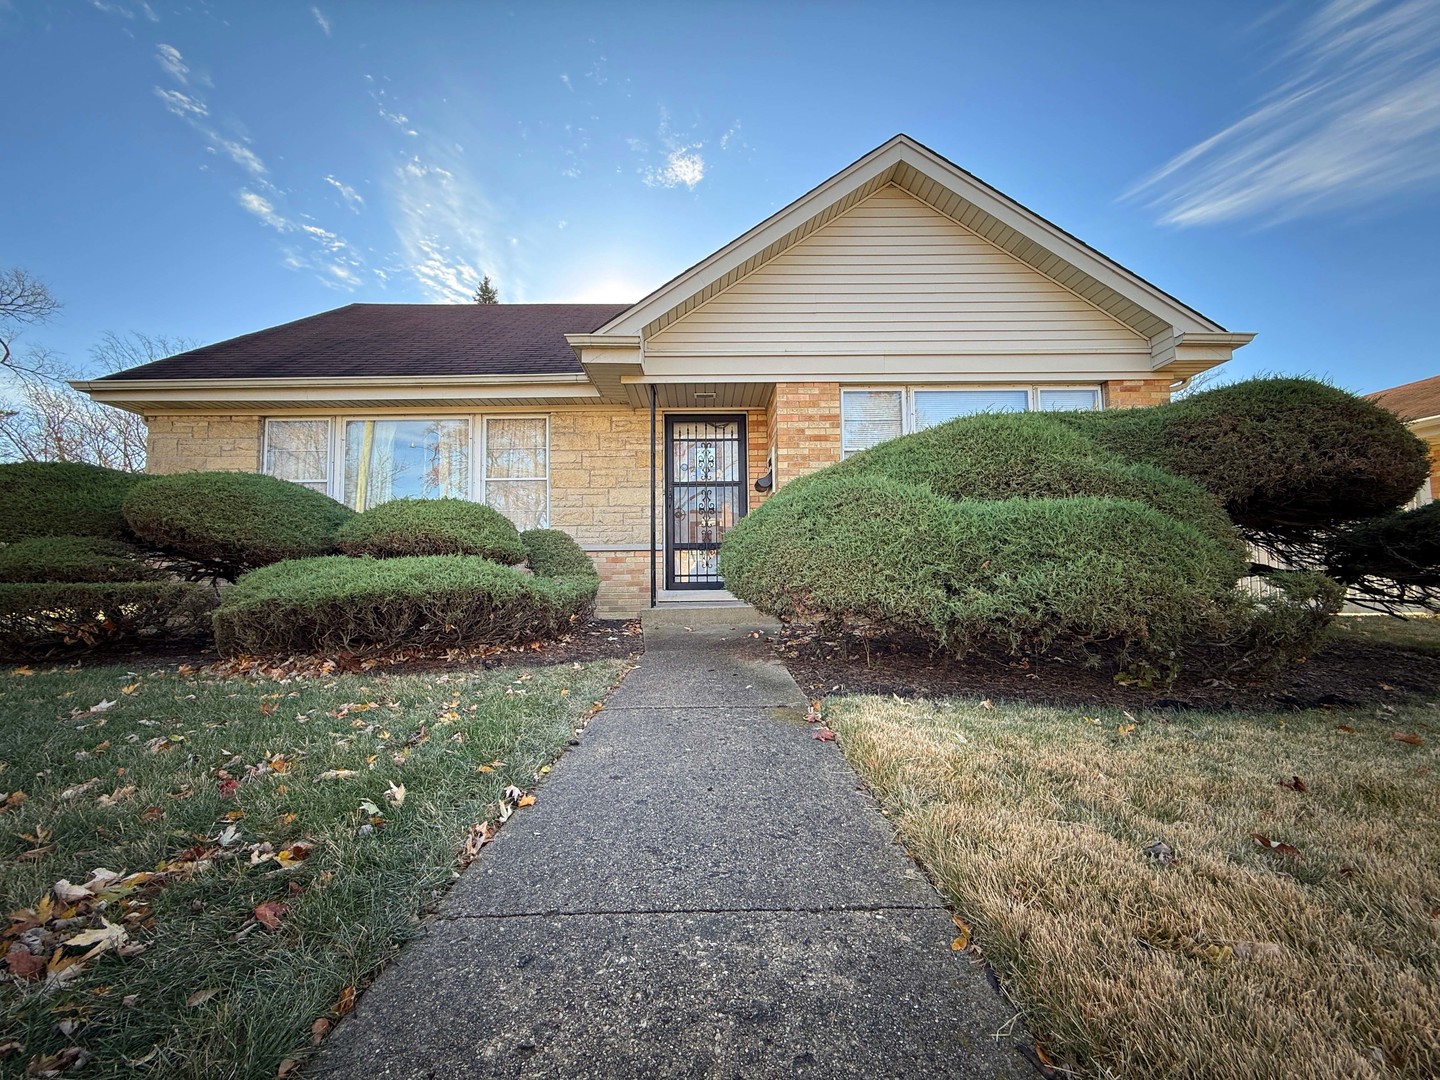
[719,474,1245,663]
[1069,378,1430,540]
[800,411,1241,548]
[521,528,599,580]
[0,536,159,584]
[0,461,147,543]
[336,498,526,563]
[213,550,599,656]
[1325,502,1440,589]
[0,581,216,656]
[123,471,353,579]
[1226,571,1346,673]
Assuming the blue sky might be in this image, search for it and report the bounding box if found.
[3,0,1438,393]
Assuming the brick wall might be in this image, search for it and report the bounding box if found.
[1103,379,1173,409]
[772,382,841,485]
[145,415,263,473]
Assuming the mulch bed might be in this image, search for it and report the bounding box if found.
[5,619,644,677]
[773,627,1440,712]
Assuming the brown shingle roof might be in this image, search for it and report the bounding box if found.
[1367,374,1440,422]
[96,303,631,382]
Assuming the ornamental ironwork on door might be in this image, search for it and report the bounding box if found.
[665,415,747,589]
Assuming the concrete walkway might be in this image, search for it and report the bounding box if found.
[315,610,1028,1079]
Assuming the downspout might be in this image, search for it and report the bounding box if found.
[649,384,658,609]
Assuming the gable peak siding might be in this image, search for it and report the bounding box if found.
[646,186,1147,358]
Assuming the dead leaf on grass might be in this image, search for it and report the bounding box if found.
[1250,833,1300,858]
[25,1046,91,1076]
[253,901,287,931]
[1278,776,1308,792]
[316,770,359,781]
[332,985,356,1018]
[1392,731,1424,746]
[310,1017,331,1044]
[384,781,406,807]
[1143,839,1176,866]
[186,988,219,1007]
[4,944,46,981]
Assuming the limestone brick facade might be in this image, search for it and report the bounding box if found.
[145,415,262,473]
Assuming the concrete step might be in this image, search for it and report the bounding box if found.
[641,604,779,630]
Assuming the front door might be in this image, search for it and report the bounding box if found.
[665,414,747,589]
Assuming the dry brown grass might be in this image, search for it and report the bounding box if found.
[828,694,1440,1079]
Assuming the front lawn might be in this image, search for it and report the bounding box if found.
[0,658,625,1078]
[828,693,1440,1079]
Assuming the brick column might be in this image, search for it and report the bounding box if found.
[772,382,841,486]
[1103,379,1173,409]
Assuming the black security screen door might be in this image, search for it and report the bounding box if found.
[665,415,747,589]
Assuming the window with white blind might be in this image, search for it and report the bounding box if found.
[261,414,551,527]
[841,386,1101,455]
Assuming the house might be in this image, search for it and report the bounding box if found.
[1368,375,1439,506]
[74,135,1254,616]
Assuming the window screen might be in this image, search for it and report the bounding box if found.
[841,390,903,456]
[914,389,1029,429]
[264,419,331,493]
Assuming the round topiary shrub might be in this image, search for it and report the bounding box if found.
[803,411,1241,548]
[0,581,216,657]
[0,461,148,543]
[520,528,600,580]
[1070,378,1431,540]
[336,498,526,563]
[0,536,159,583]
[213,548,599,656]
[123,471,353,579]
[719,474,1246,663]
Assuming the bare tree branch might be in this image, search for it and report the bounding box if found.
[0,267,62,372]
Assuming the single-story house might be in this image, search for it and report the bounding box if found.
[1368,375,1439,506]
[75,134,1254,616]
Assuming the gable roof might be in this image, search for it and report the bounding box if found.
[1368,374,1440,422]
[96,303,629,382]
[596,134,1232,345]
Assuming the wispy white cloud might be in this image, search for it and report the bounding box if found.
[1126,0,1440,227]
[324,175,365,212]
[236,190,367,290]
[237,190,289,231]
[214,137,266,177]
[559,72,572,91]
[311,6,331,36]
[155,42,189,83]
[389,152,508,302]
[154,87,207,119]
[645,146,705,189]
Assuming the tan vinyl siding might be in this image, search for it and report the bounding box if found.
[647,186,1147,357]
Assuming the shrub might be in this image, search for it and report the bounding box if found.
[1325,502,1440,590]
[0,461,147,543]
[720,474,1246,666]
[213,550,599,657]
[123,471,353,579]
[804,411,1241,548]
[521,528,600,580]
[0,581,216,657]
[1070,378,1431,540]
[0,536,159,584]
[1226,571,1346,674]
[336,498,526,563]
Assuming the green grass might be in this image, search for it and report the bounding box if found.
[1330,613,1440,656]
[0,657,626,1078]
[829,691,1440,1079]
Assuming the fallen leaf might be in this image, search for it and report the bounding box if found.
[96,785,137,808]
[316,770,358,781]
[11,666,34,677]
[1393,731,1424,747]
[186,988,219,1007]
[277,1057,300,1077]
[260,701,278,716]
[310,1017,331,1044]
[516,794,536,808]
[121,1048,159,1067]
[253,901,288,931]
[88,700,117,714]
[1336,724,1357,734]
[950,918,971,951]
[66,919,128,958]
[384,780,406,807]
[121,682,141,695]
[1250,833,1300,858]
[1117,723,1136,736]
[24,1046,91,1076]
[1143,839,1176,866]
[58,778,101,801]
[4,944,46,981]
[811,728,837,742]
[52,879,92,904]
[332,985,356,1018]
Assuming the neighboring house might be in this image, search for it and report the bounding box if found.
[1368,374,1439,506]
[74,134,1254,616]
